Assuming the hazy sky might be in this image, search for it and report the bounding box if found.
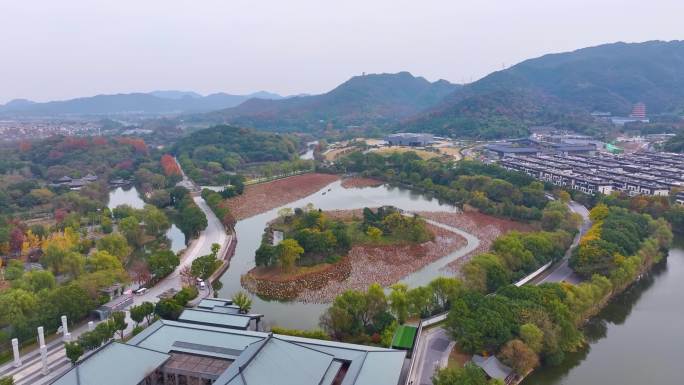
[1,0,682,103]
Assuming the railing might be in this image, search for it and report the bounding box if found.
[514,261,553,287]
[404,311,449,385]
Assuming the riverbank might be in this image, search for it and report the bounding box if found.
[417,211,535,272]
[340,177,384,189]
[242,213,467,302]
[222,173,340,220]
[523,246,684,385]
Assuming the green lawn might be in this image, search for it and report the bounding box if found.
[392,325,418,349]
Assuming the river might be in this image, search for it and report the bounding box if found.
[216,180,477,329]
[523,245,684,385]
[107,186,186,253]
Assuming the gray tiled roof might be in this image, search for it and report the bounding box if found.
[50,342,169,385]
[472,354,513,380]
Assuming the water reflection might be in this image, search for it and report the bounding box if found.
[218,180,462,329]
[523,248,684,385]
[107,186,145,210]
[107,186,186,253]
[166,224,186,253]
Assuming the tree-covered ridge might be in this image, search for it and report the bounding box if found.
[1,136,149,181]
[172,125,301,184]
[400,88,605,139]
[403,40,684,139]
[192,72,458,132]
[333,152,550,221]
[254,205,432,270]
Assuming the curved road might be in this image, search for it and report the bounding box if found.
[534,200,590,285]
[409,199,591,385]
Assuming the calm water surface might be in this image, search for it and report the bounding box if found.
[218,180,468,329]
[524,246,684,385]
[107,186,186,252]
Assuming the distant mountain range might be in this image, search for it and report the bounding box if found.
[183,41,684,138]
[0,90,285,117]
[3,40,683,139]
[186,72,460,131]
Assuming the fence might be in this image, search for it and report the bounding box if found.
[404,311,449,385]
[514,261,553,287]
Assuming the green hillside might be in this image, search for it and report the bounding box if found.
[403,40,684,139]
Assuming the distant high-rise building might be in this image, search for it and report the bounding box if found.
[630,102,647,119]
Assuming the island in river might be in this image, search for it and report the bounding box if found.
[242,206,467,302]
[214,174,531,329]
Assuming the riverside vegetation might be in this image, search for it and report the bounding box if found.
[329,152,553,222]
[277,188,673,385]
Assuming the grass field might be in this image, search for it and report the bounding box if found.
[392,325,418,349]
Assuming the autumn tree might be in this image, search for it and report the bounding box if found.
[160,154,181,176]
[432,363,502,385]
[277,239,304,271]
[498,339,539,375]
[96,233,131,262]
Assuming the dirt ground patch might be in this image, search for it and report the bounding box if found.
[221,173,339,220]
[418,211,536,272]
[436,146,462,160]
[340,177,384,189]
[324,147,357,161]
[295,222,467,303]
[372,146,440,160]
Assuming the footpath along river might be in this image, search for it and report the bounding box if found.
[524,244,684,385]
[217,180,481,329]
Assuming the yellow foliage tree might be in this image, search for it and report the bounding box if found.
[21,229,42,255]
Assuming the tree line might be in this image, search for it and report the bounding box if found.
[312,201,672,383]
[173,125,301,185]
[328,152,550,221]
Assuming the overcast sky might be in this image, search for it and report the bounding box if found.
[1,0,682,104]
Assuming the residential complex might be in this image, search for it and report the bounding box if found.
[50,299,406,385]
[498,152,683,196]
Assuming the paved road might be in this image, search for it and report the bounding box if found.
[407,199,592,385]
[411,327,454,385]
[535,200,591,285]
[0,175,229,384]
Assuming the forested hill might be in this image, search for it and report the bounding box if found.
[172,125,299,164]
[402,40,684,139]
[170,125,304,185]
[190,72,459,131]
